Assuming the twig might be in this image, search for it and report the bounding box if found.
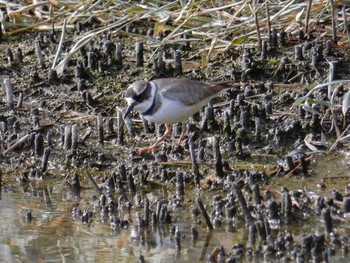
[329,124,350,151]
[305,0,312,38]
[196,197,213,230]
[52,19,67,69]
[253,0,262,50]
[3,133,30,156]
[188,137,201,186]
[84,171,103,195]
[266,1,271,46]
[343,5,350,45]
[61,173,81,199]
[329,0,337,42]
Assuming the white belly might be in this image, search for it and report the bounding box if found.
[143,97,211,124]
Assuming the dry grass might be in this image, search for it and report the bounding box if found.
[3,1,350,50]
[2,1,349,74]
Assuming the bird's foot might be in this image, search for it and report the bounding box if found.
[177,122,187,144]
[135,124,172,154]
[177,137,186,145]
[135,145,156,154]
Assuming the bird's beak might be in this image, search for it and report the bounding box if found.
[124,103,135,119]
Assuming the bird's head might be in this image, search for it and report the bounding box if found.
[124,80,153,119]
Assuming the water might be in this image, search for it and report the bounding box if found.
[0,185,246,262]
[1,153,350,262]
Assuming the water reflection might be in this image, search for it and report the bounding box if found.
[2,153,349,262]
[0,187,245,263]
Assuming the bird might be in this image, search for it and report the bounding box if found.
[124,78,238,153]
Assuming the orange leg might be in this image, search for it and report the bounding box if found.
[136,124,172,154]
[177,122,187,144]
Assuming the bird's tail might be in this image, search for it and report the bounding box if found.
[209,80,241,92]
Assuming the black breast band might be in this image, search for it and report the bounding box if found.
[142,82,158,116]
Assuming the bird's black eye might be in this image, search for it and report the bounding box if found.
[134,93,144,102]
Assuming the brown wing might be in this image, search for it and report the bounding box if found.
[152,78,231,106]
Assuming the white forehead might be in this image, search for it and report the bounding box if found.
[125,97,135,106]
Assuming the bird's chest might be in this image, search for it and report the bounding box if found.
[143,97,200,124]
